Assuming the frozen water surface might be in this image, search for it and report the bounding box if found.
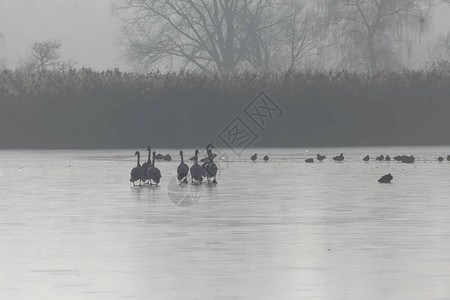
[1,147,450,300]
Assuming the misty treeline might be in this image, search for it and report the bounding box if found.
[114,0,450,73]
[1,68,450,148]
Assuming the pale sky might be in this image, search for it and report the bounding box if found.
[0,0,450,71]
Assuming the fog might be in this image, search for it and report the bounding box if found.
[0,0,449,71]
[0,0,123,70]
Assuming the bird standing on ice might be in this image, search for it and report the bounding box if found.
[130,151,144,186]
[147,151,162,185]
[177,150,189,184]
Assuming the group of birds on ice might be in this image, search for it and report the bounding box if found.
[130,146,450,186]
[130,144,218,187]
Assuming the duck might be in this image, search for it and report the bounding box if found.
[263,155,269,161]
[333,153,344,161]
[251,154,257,161]
[378,173,393,183]
[376,155,385,161]
[317,154,326,161]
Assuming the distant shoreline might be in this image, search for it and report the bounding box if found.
[1,69,450,149]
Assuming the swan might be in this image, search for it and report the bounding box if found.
[363,155,370,162]
[385,155,391,161]
[438,156,444,162]
[376,155,385,161]
[317,154,326,161]
[147,151,162,185]
[251,154,257,161]
[190,149,204,183]
[205,149,218,184]
[130,151,145,186]
[177,151,189,184]
[263,155,269,161]
[305,158,314,163]
[141,146,151,183]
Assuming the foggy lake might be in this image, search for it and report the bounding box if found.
[1,147,450,300]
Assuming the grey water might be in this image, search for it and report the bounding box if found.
[1,147,450,300]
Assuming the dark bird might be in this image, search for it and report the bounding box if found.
[147,151,162,185]
[401,155,415,164]
[385,155,391,161]
[263,155,269,161]
[141,146,151,183]
[438,156,444,162]
[305,158,314,163]
[130,151,144,186]
[155,153,164,160]
[363,155,370,162]
[251,154,257,161]
[317,154,326,161]
[378,173,393,183]
[190,149,204,183]
[447,155,450,161]
[393,155,403,161]
[163,154,172,161]
[333,153,344,161]
[205,149,218,184]
[376,155,385,161]
[177,150,189,184]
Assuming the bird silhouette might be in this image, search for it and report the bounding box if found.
[147,151,162,185]
[177,150,189,184]
[130,151,144,186]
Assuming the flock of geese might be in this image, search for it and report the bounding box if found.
[130,146,450,186]
[130,144,218,187]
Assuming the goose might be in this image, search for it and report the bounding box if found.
[363,155,370,162]
[317,154,326,161]
[190,149,204,183]
[438,156,444,162]
[376,155,385,161]
[130,151,145,186]
[378,173,393,183]
[251,154,257,161]
[333,153,344,161]
[147,151,162,185]
[177,150,189,184]
[205,149,218,184]
[385,155,391,161]
[305,158,314,163]
[141,146,151,183]
[263,155,269,161]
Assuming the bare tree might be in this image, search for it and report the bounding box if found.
[281,0,328,70]
[327,0,432,72]
[19,40,76,72]
[114,0,289,72]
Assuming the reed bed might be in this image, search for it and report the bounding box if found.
[1,68,450,148]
